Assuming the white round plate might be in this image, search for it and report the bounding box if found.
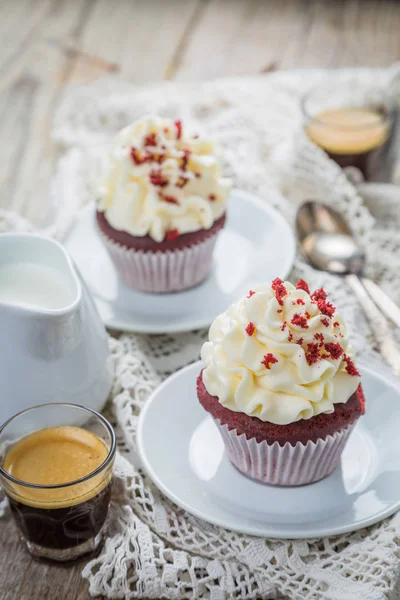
[64,189,295,334]
[137,361,400,539]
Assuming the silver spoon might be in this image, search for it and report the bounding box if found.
[296,201,400,376]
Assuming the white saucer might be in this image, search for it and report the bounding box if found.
[137,361,400,539]
[64,189,295,333]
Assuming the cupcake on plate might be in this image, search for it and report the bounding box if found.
[96,116,231,293]
[197,278,365,486]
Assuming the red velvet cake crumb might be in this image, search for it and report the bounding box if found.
[160,194,179,205]
[245,322,256,336]
[144,132,157,147]
[181,149,191,170]
[321,317,330,327]
[208,194,216,201]
[150,169,168,187]
[175,120,182,139]
[324,342,343,360]
[311,288,328,302]
[271,277,287,305]
[261,353,278,369]
[305,342,320,365]
[296,279,310,294]
[343,354,360,376]
[296,298,305,305]
[176,176,189,188]
[247,290,256,298]
[130,147,150,165]
[296,337,304,345]
[291,313,308,329]
[314,332,325,346]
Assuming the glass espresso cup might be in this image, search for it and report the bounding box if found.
[0,403,116,562]
[302,83,398,182]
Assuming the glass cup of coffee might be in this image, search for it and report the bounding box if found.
[302,83,398,181]
[0,403,116,562]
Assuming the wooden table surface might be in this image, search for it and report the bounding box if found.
[2,0,400,598]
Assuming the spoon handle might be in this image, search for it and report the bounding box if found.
[361,278,400,329]
[346,274,400,377]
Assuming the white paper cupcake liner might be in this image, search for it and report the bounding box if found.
[215,420,355,486]
[99,231,219,293]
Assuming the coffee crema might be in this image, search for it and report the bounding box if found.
[305,107,389,155]
[3,426,109,508]
[2,426,113,551]
[305,107,395,181]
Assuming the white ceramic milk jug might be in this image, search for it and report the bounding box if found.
[0,233,113,424]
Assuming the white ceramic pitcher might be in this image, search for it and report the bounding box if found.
[0,233,113,424]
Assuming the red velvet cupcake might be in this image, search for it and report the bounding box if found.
[198,278,365,486]
[96,116,231,293]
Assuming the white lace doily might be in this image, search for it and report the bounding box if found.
[3,66,400,599]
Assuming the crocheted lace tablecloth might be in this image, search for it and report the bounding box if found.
[2,65,400,600]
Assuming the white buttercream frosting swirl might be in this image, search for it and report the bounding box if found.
[201,280,361,425]
[98,116,231,242]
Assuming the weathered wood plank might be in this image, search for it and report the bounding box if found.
[175,0,400,80]
[68,0,202,83]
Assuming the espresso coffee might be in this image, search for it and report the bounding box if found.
[2,426,112,551]
[305,107,396,181]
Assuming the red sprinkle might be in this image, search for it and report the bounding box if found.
[208,194,217,201]
[130,147,150,165]
[165,229,179,241]
[291,313,309,329]
[277,309,283,313]
[175,120,182,139]
[247,290,256,298]
[245,322,256,336]
[296,298,305,305]
[288,331,294,342]
[144,132,157,147]
[150,169,168,187]
[324,342,343,360]
[271,277,287,306]
[321,317,330,327]
[261,353,278,369]
[343,354,360,376]
[296,279,310,294]
[281,321,287,331]
[305,342,320,365]
[333,321,340,327]
[314,332,325,346]
[160,195,179,205]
